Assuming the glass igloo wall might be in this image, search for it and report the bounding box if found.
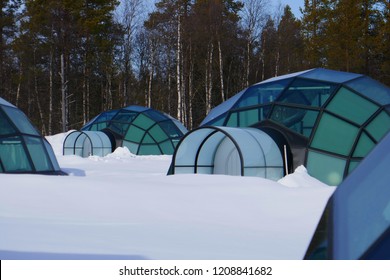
[63,131,113,157]
[201,68,390,185]
[0,97,63,174]
[82,105,188,155]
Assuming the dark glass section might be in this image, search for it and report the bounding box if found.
[346,76,390,105]
[270,106,319,137]
[277,78,337,107]
[24,136,53,172]
[2,106,39,136]
[0,109,16,135]
[235,79,291,108]
[159,121,184,139]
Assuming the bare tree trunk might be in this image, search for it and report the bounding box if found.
[33,61,46,135]
[60,54,67,132]
[16,61,22,107]
[205,42,213,115]
[48,50,53,135]
[176,14,183,121]
[218,40,225,102]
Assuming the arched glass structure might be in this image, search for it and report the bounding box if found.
[82,105,188,155]
[0,97,63,175]
[168,126,284,180]
[305,132,390,259]
[201,68,390,185]
[63,131,113,157]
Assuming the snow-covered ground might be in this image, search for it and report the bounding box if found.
[0,132,335,260]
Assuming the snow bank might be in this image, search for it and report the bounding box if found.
[0,132,335,260]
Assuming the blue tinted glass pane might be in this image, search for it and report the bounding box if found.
[327,87,379,125]
[2,107,39,135]
[333,133,390,259]
[95,110,119,122]
[109,121,130,135]
[346,76,390,105]
[144,109,168,122]
[0,109,16,135]
[306,150,346,185]
[277,78,337,107]
[301,68,363,83]
[159,121,184,138]
[235,80,290,108]
[0,136,32,172]
[112,111,138,123]
[270,106,319,137]
[123,105,148,112]
[238,108,262,126]
[24,136,52,171]
[0,98,16,107]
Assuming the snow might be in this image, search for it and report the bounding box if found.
[0,132,335,260]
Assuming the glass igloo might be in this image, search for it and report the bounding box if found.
[0,97,63,174]
[82,105,188,155]
[201,68,390,185]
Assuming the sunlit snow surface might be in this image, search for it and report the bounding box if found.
[0,132,335,260]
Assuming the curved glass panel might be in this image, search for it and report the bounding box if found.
[277,78,336,107]
[148,125,168,143]
[311,113,359,156]
[159,140,174,154]
[332,132,390,259]
[142,133,156,144]
[197,131,226,166]
[327,87,379,125]
[139,144,161,155]
[132,114,155,130]
[306,150,346,185]
[125,125,145,143]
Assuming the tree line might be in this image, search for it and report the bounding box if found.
[1,0,389,135]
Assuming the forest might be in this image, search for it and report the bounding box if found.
[1,0,389,134]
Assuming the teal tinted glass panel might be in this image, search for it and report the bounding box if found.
[348,160,361,174]
[0,109,16,135]
[277,78,336,107]
[366,111,390,141]
[0,136,32,172]
[235,80,290,108]
[311,113,359,156]
[307,151,346,185]
[203,112,227,126]
[133,114,155,130]
[159,121,184,138]
[270,106,319,137]
[149,124,169,142]
[123,140,139,154]
[353,132,375,157]
[138,144,161,155]
[44,140,60,170]
[24,136,52,171]
[125,125,145,143]
[327,87,379,125]
[346,76,390,105]
[2,107,39,135]
[238,108,261,126]
[159,140,174,154]
[142,133,156,144]
[226,112,238,126]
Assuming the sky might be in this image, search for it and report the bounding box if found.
[278,0,305,17]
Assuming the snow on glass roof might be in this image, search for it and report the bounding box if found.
[201,68,390,185]
[0,97,63,174]
[82,105,188,155]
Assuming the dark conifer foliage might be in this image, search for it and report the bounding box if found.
[0,0,388,134]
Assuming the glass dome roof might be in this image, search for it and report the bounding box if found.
[0,97,63,174]
[82,106,188,155]
[201,68,390,185]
